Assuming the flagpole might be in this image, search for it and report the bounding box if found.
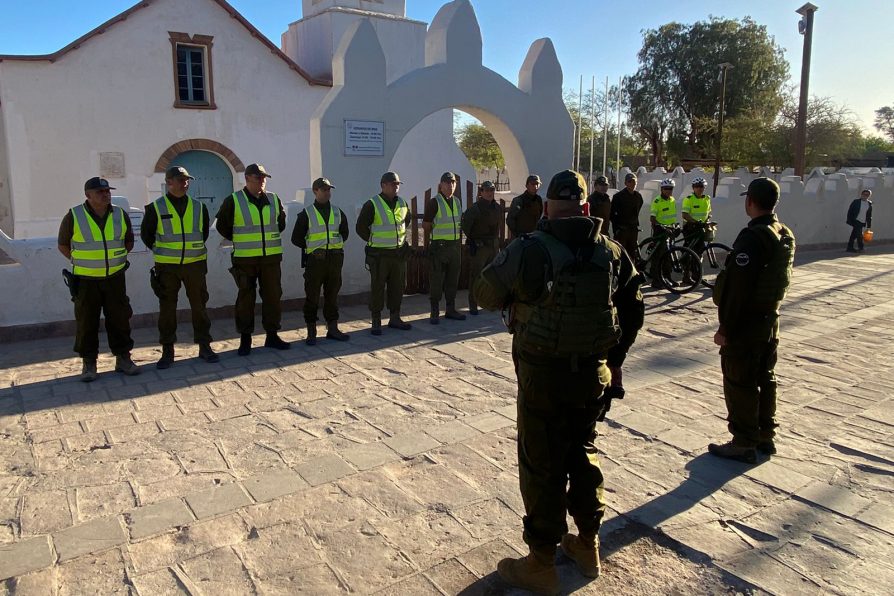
[589,76,596,185]
[602,76,609,176]
[616,76,623,181]
[576,75,584,171]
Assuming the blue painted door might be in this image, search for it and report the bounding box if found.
[169,150,234,216]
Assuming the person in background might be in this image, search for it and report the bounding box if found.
[845,189,873,253]
[506,175,543,238]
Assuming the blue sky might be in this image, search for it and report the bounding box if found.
[2,0,890,132]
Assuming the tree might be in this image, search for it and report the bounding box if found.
[874,105,894,142]
[626,18,789,164]
[455,123,504,171]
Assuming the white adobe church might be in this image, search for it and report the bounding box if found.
[0,0,573,328]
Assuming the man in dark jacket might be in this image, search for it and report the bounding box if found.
[461,180,502,314]
[586,175,612,235]
[845,189,873,253]
[506,175,543,238]
[610,173,644,257]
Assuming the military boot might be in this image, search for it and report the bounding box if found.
[757,440,777,455]
[497,545,559,595]
[371,313,383,336]
[156,344,175,370]
[80,358,99,383]
[305,322,318,346]
[115,354,141,376]
[469,302,479,316]
[708,441,757,464]
[445,303,466,321]
[561,532,601,578]
[388,314,412,331]
[198,343,220,363]
[264,333,291,350]
[430,302,440,325]
[326,322,349,342]
[238,334,252,356]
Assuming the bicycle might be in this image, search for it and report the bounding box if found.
[683,220,733,289]
[635,224,702,294]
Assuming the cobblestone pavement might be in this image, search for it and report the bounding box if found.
[2,247,894,595]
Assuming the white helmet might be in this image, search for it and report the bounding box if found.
[660,178,675,189]
[691,177,707,187]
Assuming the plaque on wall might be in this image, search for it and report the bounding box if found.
[100,152,126,178]
[344,120,384,157]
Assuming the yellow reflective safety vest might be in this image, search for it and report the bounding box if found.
[232,190,283,257]
[431,193,461,241]
[305,204,344,253]
[70,204,128,278]
[152,195,207,264]
[682,194,711,222]
[651,196,677,226]
[368,194,408,249]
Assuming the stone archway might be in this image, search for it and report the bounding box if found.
[154,139,245,174]
[309,0,572,206]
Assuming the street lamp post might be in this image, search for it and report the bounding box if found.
[795,3,818,178]
[713,63,733,198]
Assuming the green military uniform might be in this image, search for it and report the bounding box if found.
[58,200,136,360]
[291,200,350,326]
[586,190,612,236]
[425,192,463,314]
[461,194,502,313]
[141,193,212,346]
[215,187,286,335]
[506,191,543,238]
[713,213,795,450]
[474,171,644,593]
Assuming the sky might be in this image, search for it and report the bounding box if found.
[1,0,890,133]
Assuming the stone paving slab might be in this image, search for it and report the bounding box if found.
[1,248,894,593]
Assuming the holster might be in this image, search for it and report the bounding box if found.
[364,245,378,272]
[149,266,163,298]
[62,269,79,302]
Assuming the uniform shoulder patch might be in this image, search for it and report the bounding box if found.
[491,248,509,268]
[735,252,751,267]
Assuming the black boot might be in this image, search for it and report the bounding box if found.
[445,303,466,321]
[264,333,291,350]
[326,322,349,341]
[156,344,175,370]
[306,322,317,346]
[238,334,252,356]
[198,342,220,363]
[388,315,412,331]
[371,313,383,336]
[430,303,440,325]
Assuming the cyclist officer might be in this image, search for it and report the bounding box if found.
[648,179,678,288]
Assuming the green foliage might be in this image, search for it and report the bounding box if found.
[565,87,645,174]
[874,105,894,142]
[455,122,504,170]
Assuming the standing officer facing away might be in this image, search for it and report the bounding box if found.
[58,177,140,381]
[423,172,466,324]
[710,177,795,463]
[506,175,543,238]
[610,172,644,257]
[475,170,644,594]
[290,177,350,345]
[355,171,413,335]
[586,175,612,236]
[461,180,502,315]
[215,163,290,355]
[141,166,218,369]
[845,189,873,253]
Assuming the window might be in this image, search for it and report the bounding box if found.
[169,33,216,109]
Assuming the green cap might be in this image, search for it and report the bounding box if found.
[440,171,456,182]
[381,171,401,184]
[546,170,587,201]
[165,166,194,180]
[480,180,496,190]
[312,177,335,190]
[594,175,609,186]
[245,163,272,178]
[741,177,780,202]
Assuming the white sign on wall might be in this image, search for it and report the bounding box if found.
[345,120,384,157]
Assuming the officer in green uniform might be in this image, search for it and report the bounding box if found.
[423,172,466,324]
[709,177,795,463]
[586,176,612,236]
[648,178,678,288]
[215,163,290,355]
[141,166,218,369]
[506,175,543,238]
[461,180,501,315]
[290,177,351,345]
[57,177,140,381]
[355,171,413,335]
[475,170,644,594]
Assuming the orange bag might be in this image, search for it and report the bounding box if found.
[863,229,874,243]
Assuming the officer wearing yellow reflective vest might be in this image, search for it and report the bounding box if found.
[215,163,290,355]
[681,176,712,250]
[355,171,413,335]
[141,166,218,369]
[709,177,795,464]
[423,172,467,324]
[57,177,140,381]
[474,170,644,593]
[290,177,351,345]
[648,178,678,288]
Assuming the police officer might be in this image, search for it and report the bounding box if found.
[141,166,218,369]
[506,175,543,238]
[710,177,795,463]
[57,177,140,381]
[355,171,413,335]
[681,176,712,249]
[290,177,351,345]
[648,178,678,289]
[423,172,466,324]
[461,180,501,315]
[586,175,612,235]
[215,163,290,355]
[475,170,644,593]
[610,172,644,257]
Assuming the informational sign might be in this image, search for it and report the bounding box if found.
[345,120,384,157]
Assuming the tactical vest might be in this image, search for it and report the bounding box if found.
[682,194,711,222]
[70,204,128,278]
[512,232,621,357]
[368,194,408,249]
[714,221,795,309]
[152,195,207,264]
[232,190,283,257]
[431,193,461,241]
[651,196,676,226]
[305,204,344,253]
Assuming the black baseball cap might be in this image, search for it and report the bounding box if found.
[481,180,496,190]
[625,173,637,182]
[741,177,780,201]
[165,166,194,180]
[381,171,401,184]
[440,172,456,182]
[245,163,272,178]
[595,176,609,185]
[546,170,587,201]
[84,177,115,191]
[312,177,335,190]
[526,175,541,185]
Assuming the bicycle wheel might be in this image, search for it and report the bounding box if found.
[700,243,732,289]
[659,246,701,294]
[635,237,656,278]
